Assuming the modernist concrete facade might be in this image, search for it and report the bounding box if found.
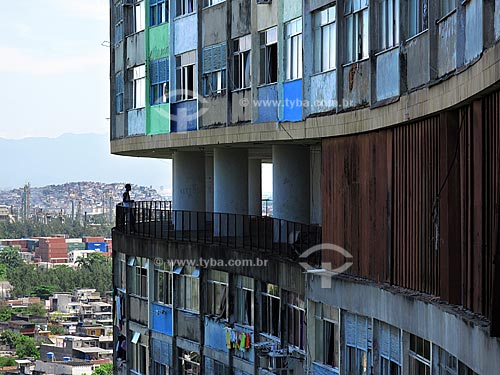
[110,1,500,375]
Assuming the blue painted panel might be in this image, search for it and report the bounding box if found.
[282,79,303,122]
[85,242,107,252]
[313,362,339,375]
[151,338,173,366]
[174,14,198,54]
[151,303,173,336]
[128,108,146,135]
[204,317,228,353]
[310,71,337,114]
[171,100,198,132]
[257,84,278,123]
[376,49,399,101]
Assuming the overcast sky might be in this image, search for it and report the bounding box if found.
[0,0,109,139]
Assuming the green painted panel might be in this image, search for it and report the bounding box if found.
[149,23,170,60]
[149,104,170,135]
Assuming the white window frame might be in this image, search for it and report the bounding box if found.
[233,35,252,90]
[178,266,199,312]
[236,276,254,326]
[314,303,340,369]
[409,334,431,375]
[207,270,228,319]
[128,256,148,297]
[345,0,369,63]
[379,322,402,375]
[176,51,196,101]
[135,1,145,33]
[314,6,336,73]
[285,18,303,80]
[261,284,280,338]
[203,0,224,7]
[132,65,146,109]
[286,293,305,351]
[176,0,195,17]
[379,0,399,51]
[408,0,428,38]
[154,260,173,305]
[202,43,227,97]
[259,27,278,84]
[179,350,200,375]
[130,332,148,375]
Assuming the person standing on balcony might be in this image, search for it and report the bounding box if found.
[123,183,132,205]
[122,183,134,232]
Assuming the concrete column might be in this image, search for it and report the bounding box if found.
[214,148,249,236]
[173,151,206,211]
[172,151,205,230]
[272,145,310,223]
[205,154,214,213]
[248,159,262,216]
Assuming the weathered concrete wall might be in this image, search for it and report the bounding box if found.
[149,23,169,60]
[496,0,500,40]
[202,3,227,45]
[174,14,198,54]
[309,0,333,12]
[307,275,500,375]
[437,13,457,76]
[376,49,399,101]
[256,2,277,31]
[177,310,201,341]
[232,0,251,38]
[465,0,483,63]
[114,43,124,72]
[257,85,279,122]
[171,100,198,132]
[126,32,145,68]
[282,79,303,121]
[310,146,321,225]
[149,104,170,135]
[406,32,430,89]
[342,61,370,108]
[128,108,146,135]
[283,0,302,22]
[129,295,148,326]
[114,113,126,138]
[201,97,227,127]
[232,90,252,123]
[310,71,337,114]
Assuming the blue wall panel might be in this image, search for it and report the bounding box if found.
[204,317,228,353]
[313,362,339,375]
[151,337,173,366]
[257,84,278,123]
[151,303,173,336]
[282,79,303,122]
[171,101,198,132]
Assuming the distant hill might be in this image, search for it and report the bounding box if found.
[0,133,172,190]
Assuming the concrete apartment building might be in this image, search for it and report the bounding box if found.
[110,1,500,375]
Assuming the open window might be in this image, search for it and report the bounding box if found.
[233,35,252,90]
[236,276,254,326]
[176,51,196,101]
[207,270,228,319]
[259,27,278,84]
[261,283,280,337]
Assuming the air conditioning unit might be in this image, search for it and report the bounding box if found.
[256,0,272,4]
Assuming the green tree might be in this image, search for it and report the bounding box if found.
[0,304,13,322]
[26,303,47,317]
[0,356,17,367]
[47,324,66,335]
[14,335,39,359]
[0,247,23,269]
[31,285,56,301]
[91,363,113,375]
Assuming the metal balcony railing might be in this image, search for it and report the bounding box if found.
[115,201,321,259]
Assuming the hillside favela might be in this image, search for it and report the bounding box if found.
[1,1,500,375]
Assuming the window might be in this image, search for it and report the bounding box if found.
[203,0,224,7]
[379,0,399,50]
[440,0,455,17]
[128,256,148,297]
[205,357,228,375]
[153,362,167,375]
[345,0,369,63]
[131,65,146,109]
[408,0,428,37]
[344,313,371,375]
[135,1,146,32]
[286,292,305,350]
[409,334,431,375]
[314,6,336,73]
[233,35,251,90]
[176,51,196,101]
[203,43,227,96]
[114,1,124,45]
[150,0,168,26]
[236,276,254,326]
[285,18,303,80]
[378,322,401,375]
[154,259,172,305]
[130,332,147,375]
[178,266,199,312]
[176,0,195,17]
[150,58,170,105]
[116,71,124,113]
[314,303,340,369]
[179,350,200,375]
[261,284,280,337]
[207,270,228,319]
[259,27,278,84]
